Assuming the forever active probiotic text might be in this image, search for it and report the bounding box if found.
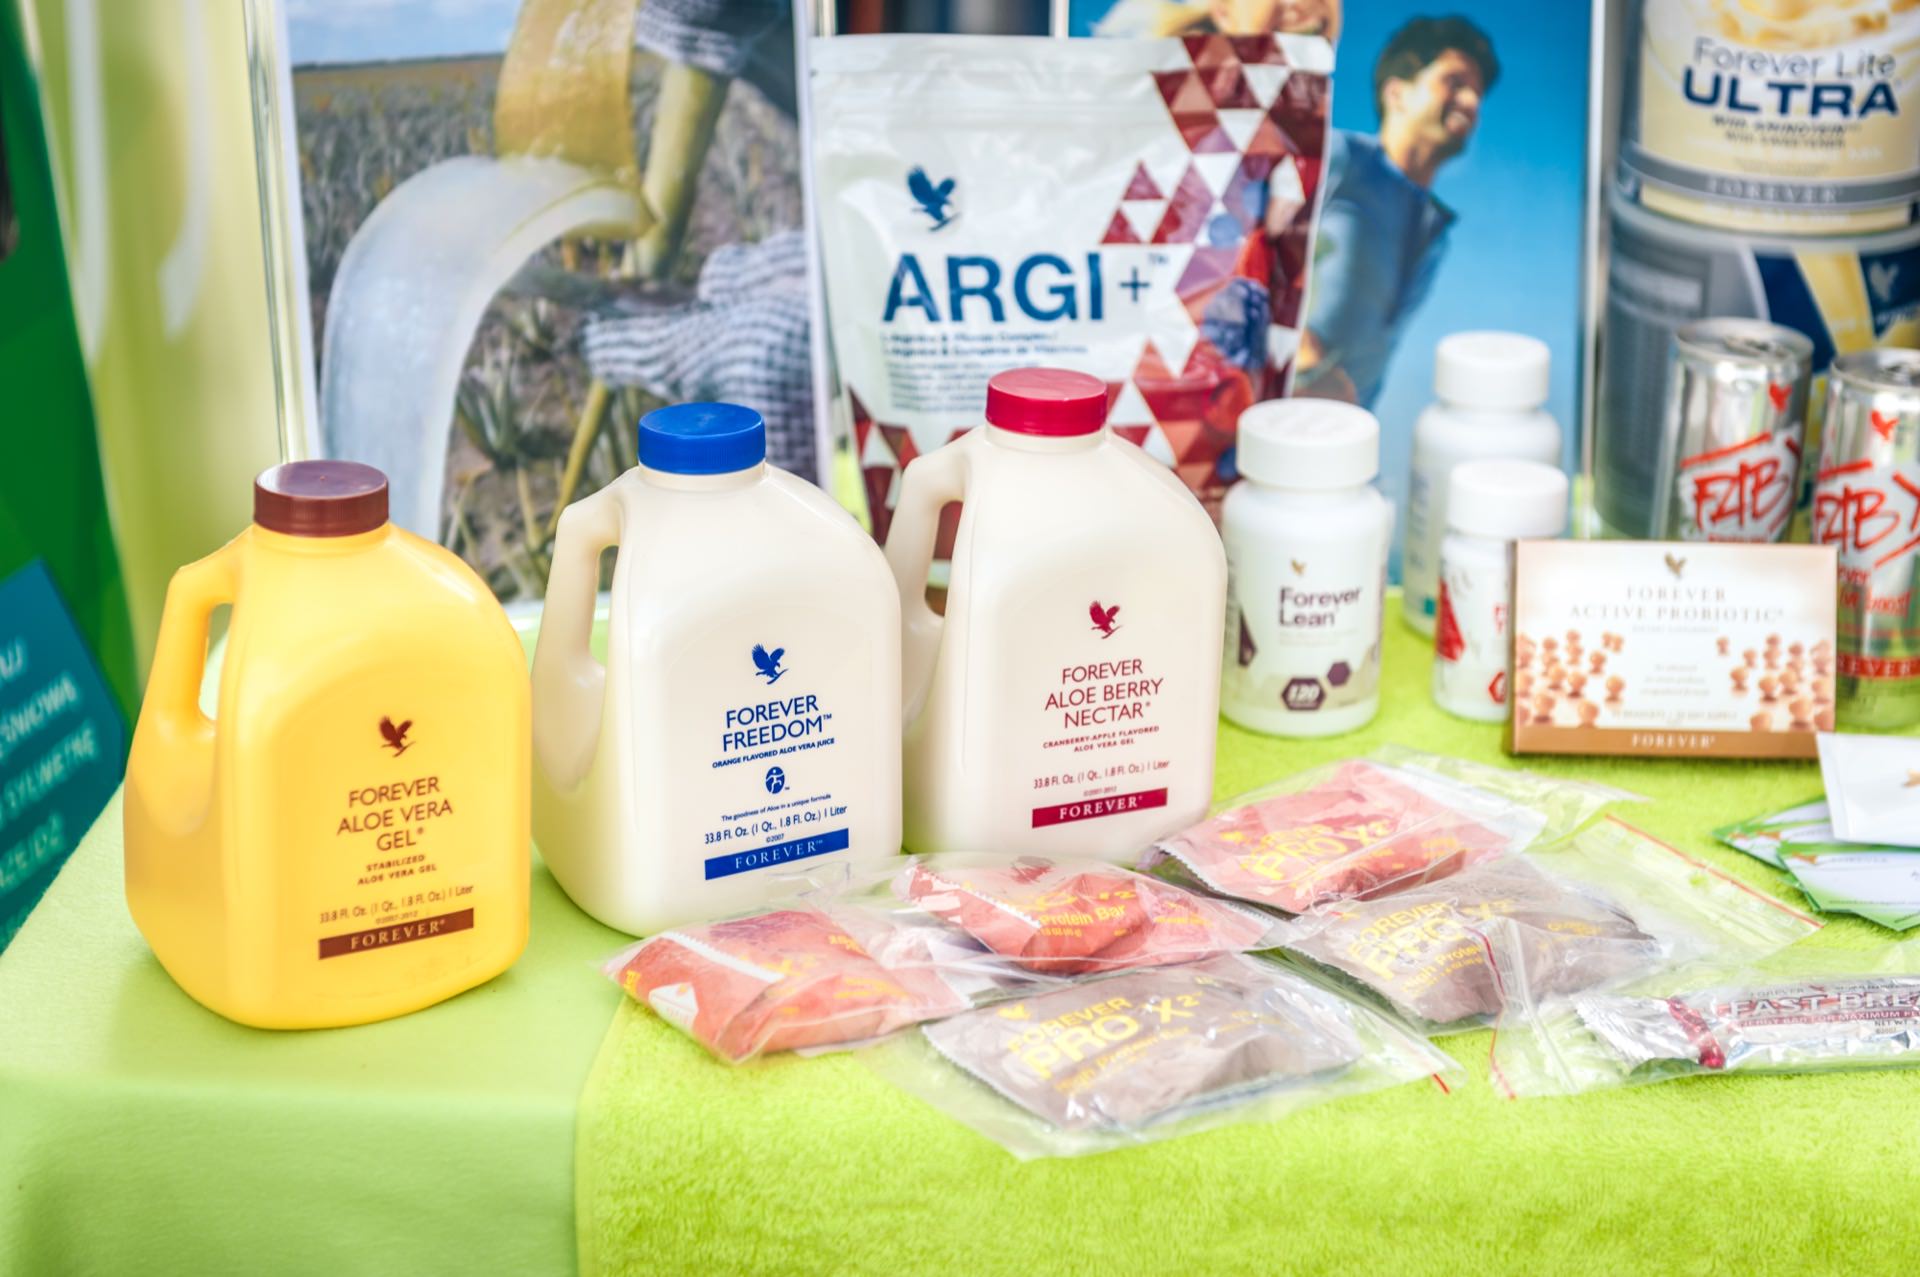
[531,403,902,935]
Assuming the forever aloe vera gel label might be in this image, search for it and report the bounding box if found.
[0,561,125,949]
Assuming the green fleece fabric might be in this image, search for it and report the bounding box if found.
[0,622,630,1276]
[577,599,1916,1276]
[0,796,627,1276]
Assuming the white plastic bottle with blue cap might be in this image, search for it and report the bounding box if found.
[886,368,1226,862]
[531,403,902,934]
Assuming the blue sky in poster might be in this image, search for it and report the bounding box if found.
[1330,2,1590,543]
[285,0,520,65]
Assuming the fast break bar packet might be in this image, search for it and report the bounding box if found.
[867,954,1454,1159]
[1487,944,1920,1098]
[810,31,1333,537]
[1141,747,1639,913]
[892,855,1277,975]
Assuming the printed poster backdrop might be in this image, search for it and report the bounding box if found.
[288,0,809,604]
[1070,0,1591,579]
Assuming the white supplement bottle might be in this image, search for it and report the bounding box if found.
[1431,459,1568,722]
[1403,332,1561,637]
[531,403,902,935]
[887,368,1226,862]
[1221,400,1393,736]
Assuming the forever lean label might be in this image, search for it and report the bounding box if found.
[0,562,126,950]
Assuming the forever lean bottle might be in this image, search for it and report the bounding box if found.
[886,368,1227,862]
[1222,400,1393,737]
[531,403,901,935]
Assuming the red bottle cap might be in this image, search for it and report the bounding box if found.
[984,368,1108,437]
[253,461,389,537]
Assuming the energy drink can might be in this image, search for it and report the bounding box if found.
[1593,193,1920,541]
[1654,319,1812,543]
[1619,0,1920,235]
[1813,349,1920,729]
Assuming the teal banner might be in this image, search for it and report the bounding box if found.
[0,560,125,949]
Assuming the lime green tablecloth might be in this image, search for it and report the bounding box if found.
[574,604,1915,1276]
[4,599,1915,1277]
[0,802,625,1275]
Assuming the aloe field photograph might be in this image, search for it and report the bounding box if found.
[290,0,805,603]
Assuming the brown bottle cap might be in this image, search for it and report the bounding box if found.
[253,461,389,537]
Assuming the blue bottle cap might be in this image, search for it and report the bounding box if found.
[637,403,767,475]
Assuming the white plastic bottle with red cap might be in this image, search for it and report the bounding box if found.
[885,368,1227,861]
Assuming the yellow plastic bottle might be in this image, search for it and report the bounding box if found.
[125,462,530,1028]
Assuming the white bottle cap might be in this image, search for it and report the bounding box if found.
[1235,399,1379,489]
[1447,459,1568,539]
[1433,332,1551,412]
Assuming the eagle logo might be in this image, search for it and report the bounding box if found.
[907,166,956,230]
[1664,552,1686,579]
[752,644,787,684]
[1089,601,1121,639]
[379,716,413,756]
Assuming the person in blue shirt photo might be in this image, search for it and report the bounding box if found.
[1295,15,1499,408]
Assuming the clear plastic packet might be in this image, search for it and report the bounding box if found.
[1140,746,1641,914]
[891,855,1279,975]
[1817,732,1920,848]
[1275,818,1821,1033]
[864,954,1456,1159]
[1485,941,1920,1097]
[604,903,1000,1064]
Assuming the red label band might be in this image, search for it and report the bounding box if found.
[1032,787,1168,828]
[1838,652,1920,679]
[318,909,474,959]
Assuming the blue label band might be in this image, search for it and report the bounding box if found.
[703,828,850,880]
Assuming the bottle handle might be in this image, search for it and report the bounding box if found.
[132,541,238,829]
[532,481,624,790]
[884,442,969,723]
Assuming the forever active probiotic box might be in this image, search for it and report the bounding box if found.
[531,403,902,935]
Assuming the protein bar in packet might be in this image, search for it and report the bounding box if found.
[1279,857,1662,1027]
[895,855,1275,974]
[809,30,1333,536]
[1577,978,1920,1076]
[1142,752,1602,913]
[1290,818,1821,1032]
[1490,968,1920,1098]
[890,954,1451,1156]
[605,907,969,1063]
